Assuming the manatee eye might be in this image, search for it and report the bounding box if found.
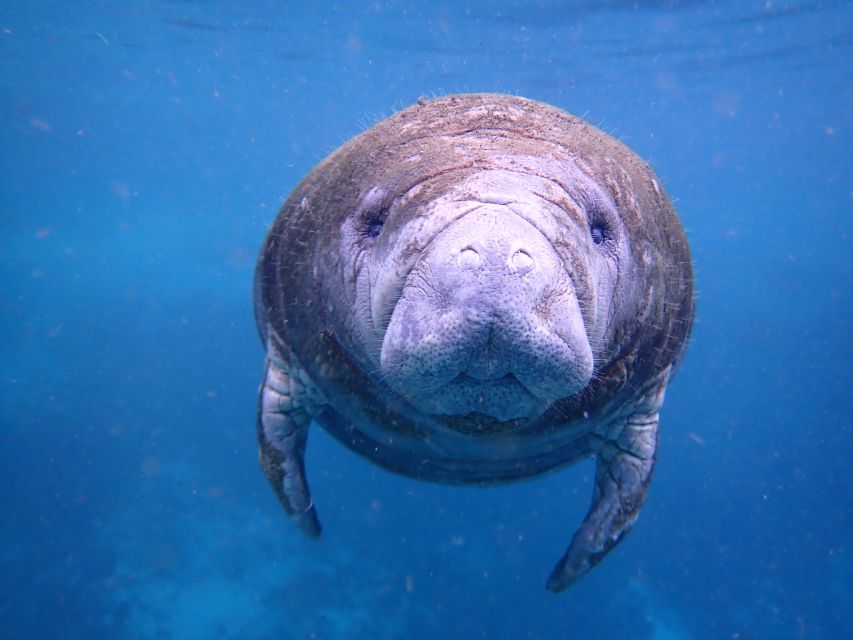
[358,206,389,241]
[352,186,391,243]
[590,223,606,245]
[366,216,385,238]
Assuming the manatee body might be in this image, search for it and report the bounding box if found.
[253,93,693,591]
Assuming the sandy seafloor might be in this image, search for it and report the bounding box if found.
[1,1,851,638]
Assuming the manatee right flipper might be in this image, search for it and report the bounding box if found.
[257,342,324,538]
[546,368,670,592]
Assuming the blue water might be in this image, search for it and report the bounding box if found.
[1,1,850,638]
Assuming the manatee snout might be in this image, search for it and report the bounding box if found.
[380,206,594,426]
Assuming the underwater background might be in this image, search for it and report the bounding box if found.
[1,1,851,638]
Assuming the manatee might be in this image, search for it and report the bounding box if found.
[253,93,694,591]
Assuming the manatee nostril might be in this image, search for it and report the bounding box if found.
[457,247,482,271]
[510,249,535,274]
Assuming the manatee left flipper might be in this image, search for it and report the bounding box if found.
[257,344,325,539]
[546,369,670,592]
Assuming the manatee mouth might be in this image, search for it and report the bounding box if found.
[435,412,528,436]
[412,372,544,425]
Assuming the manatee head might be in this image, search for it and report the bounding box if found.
[330,124,644,435]
[364,162,637,432]
[262,95,688,439]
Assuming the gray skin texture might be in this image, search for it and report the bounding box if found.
[254,93,694,592]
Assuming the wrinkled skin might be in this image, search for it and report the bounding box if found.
[253,94,694,591]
